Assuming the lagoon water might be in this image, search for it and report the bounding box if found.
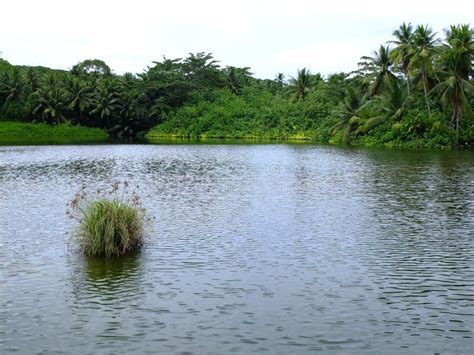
[1,144,473,353]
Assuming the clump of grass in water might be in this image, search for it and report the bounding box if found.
[68,181,150,257]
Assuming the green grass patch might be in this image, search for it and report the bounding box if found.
[79,199,144,257]
[68,182,149,257]
[0,121,108,145]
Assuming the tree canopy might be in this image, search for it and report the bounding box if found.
[1,25,474,148]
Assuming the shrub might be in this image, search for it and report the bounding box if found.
[68,181,149,257]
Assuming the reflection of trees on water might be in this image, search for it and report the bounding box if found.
[431,153,473,223]
[363,149,474,235]
[359,149,474,333]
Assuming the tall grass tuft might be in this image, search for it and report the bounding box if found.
[68,181,149,257]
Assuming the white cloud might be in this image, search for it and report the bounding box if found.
[1,0,473,78]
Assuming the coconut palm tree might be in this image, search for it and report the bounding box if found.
[0,68,22,104]
[372,79,408,121]
[287,68,313,100]
[223,66,252,95]
[24,67,40,94]
[358,45,397,97]
[408,25,439,116]
[42,73,59,90]
[390,22,414,95]
[90,80,120,127]
[431,47,474,144]
[331,87,381,142]
[33,87,69,124]
[274,73,286,87]
[63,75,92,122]
[444,24,474,79]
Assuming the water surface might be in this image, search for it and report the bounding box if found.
[1,144,473,353]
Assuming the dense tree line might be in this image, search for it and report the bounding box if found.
[1,23,474,147]
[0,53,253,138]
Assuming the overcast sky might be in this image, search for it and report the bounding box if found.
[1,0,473,79]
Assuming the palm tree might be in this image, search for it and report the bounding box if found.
[63,75,91,122]
[408,25,439,116]
[90,80,120,127]
[287,68,313,100]
[358,45,397,97]
[390,22,414,95]
[42,73,59,90]
[372,79,407,121]
[223,66,252,95]
[431,47,474,144]
[225,67,240,94]
[0,68,22,104]
[33,87,69,124]
[274,73,286,87]
[24,67,40,93]
[331,87,381,143]
[444,24,474,79]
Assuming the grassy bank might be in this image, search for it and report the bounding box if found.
[146,130,317,141]
[0,121,108,145]
[146,129,457,149]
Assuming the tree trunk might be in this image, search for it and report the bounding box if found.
[421,68,431,117]
[455,93,461,146]
[405,70,411,96]
[456,114,459,146]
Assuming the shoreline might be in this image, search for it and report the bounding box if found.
[0,121,108,145]
[2,121,472,151]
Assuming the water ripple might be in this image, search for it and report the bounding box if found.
[1,144,474,353]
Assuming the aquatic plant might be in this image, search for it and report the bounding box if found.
[68,181,149,257]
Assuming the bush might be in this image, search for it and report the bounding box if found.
[145,87,336,141]
[68,181,149,257]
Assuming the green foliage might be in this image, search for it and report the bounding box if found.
[354,110,455,149]
[287,68,315,100]
[408,25,439,115]
[0,121,108,144]
[2,24,474,149]
[71,59,112,77]
[223,66,253,95]
[33,86,70,124]
[147,85,335,141]
[444,24,474,80]
[79,200,143,257]
[390,22,414,95]
[330,86,379,144]
[358,45,397,96]
[69,182,148,257]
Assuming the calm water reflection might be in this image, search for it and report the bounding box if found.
[1,144,473,353]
